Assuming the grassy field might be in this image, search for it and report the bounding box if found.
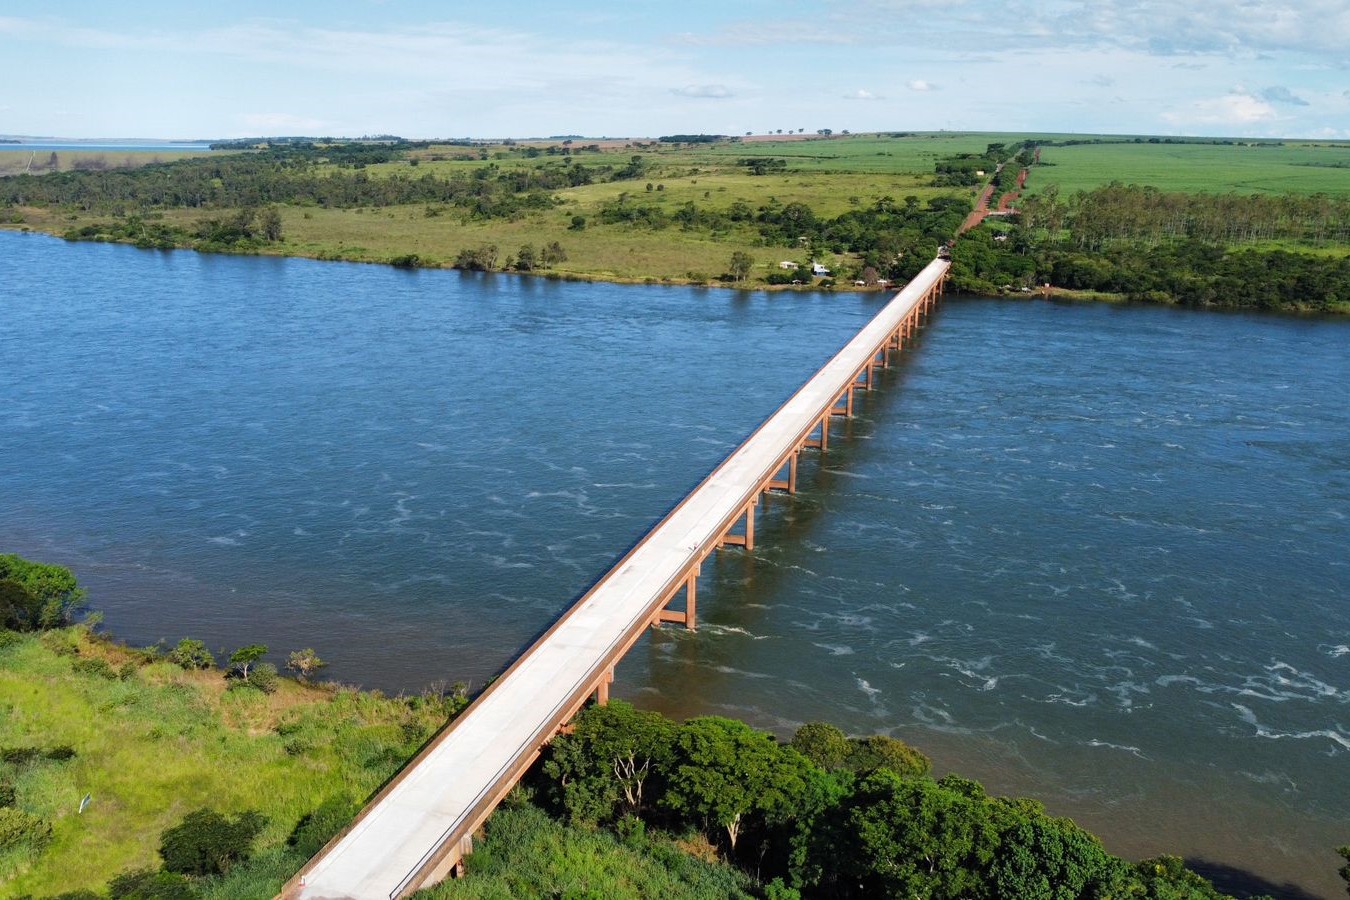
[0,625,454,896]
[7,132,1350,288]
[1030,140,1350,196]
[9,133,990,284]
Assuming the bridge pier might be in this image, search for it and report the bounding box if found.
[765,451,799,494]
[720,498,757,551]
[803,415,830,452]
[653,569,699,630]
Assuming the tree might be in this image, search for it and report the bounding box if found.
[662,717,813,851]
[806,771,997,898]
[1338,845,1350,897]
[541,241,568,267]
[228,644,267,682]
[544,700,676,824]
[0,553,86,631]
[259,206,283,242]
[728,251,754,282]
[515,244,538,271]
[790,723,851,771]
[846,734,931,779]
[159,808,264,876]
[168,638,215,670]
[287,648,327,682]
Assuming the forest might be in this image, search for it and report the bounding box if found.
[950,182,1350,312]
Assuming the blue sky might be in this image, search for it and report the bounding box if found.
[3,1,1347,139]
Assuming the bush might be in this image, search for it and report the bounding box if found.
[159,808,265,876]
[288,794,358,857]
[0,806,53,854]
[107,868,198,899]
[249,662,280,694]
[73,656,118,680]
[168,638,215,670]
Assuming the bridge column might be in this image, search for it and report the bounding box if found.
[595,666,614,706]
[765,451,798,494]
[653,566,700,629]
[803,416,829,452]
[720,500,757,551]
[829,388,854,418]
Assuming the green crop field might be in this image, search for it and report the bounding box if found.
[1030,140,1350,196]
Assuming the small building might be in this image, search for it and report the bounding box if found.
[779,260,798,270]
[811,262,831,276]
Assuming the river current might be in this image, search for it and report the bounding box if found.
[2,232,1347,897]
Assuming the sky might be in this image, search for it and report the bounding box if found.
[2,1,1348,140]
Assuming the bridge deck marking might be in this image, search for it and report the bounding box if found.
[288,257,950,899]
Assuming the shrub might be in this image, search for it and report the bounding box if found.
[249,662,280,695]
[287,794,358,857]
[72,656,118,680]
[159,808,265,876]
[286,648,327,682]
[0,806,53,854]
[168,638,215,670]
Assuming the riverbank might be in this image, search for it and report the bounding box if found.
[0,619,1252,899]
[0,621,464,895]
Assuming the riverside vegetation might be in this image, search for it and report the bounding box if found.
[9,553,1349,898]
[4,132,1346,311]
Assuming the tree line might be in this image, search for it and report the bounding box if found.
[530,700,1248,899]
[1019,183,1350,249]
[949,177,1350,311]
[0,146,625,220]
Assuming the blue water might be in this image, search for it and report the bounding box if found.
[2,231,1348,896]
[0,143,212,152]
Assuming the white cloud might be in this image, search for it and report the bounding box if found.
[673,84,733,99]
[844,89,883,100]
[1161,89,1279,126]
[907,79,937,92]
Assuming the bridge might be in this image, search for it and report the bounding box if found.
[284,257,950,899]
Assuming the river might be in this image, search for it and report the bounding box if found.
[2,232,1347,897]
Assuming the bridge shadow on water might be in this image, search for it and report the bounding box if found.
[1183,859,1328,900]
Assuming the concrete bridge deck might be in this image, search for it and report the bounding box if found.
[286,257,950,899]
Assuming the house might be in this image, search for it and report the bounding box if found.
[779,260,798,270]
[811,262,831,276]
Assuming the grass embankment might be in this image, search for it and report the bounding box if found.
[0,625,456,896]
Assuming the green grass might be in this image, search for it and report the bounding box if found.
[1031,141,1350,196]
[417,804,755,900]
[0,627,451,896]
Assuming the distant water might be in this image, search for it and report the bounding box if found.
[0,142,212,152]
[2,231,1347,897]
